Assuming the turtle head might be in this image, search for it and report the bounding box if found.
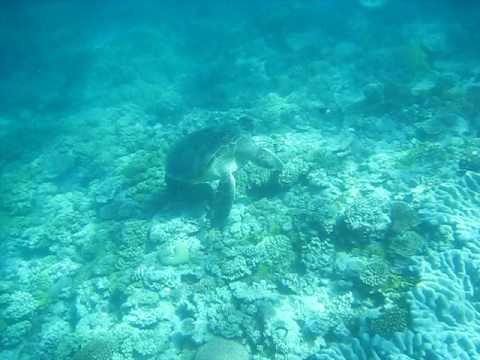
[237,138,283,171]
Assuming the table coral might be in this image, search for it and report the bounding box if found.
[388,230,424,258]
[389,201,419,233]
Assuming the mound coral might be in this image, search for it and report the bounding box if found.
[0,320,32,348]
[1,291,38,322]
[158,239,191,266]
[195,337,249,360]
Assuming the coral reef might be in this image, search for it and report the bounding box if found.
[1,2,479,359]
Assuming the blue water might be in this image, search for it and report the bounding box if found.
[1,1,480,359]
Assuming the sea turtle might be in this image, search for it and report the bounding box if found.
[166,120,283,227]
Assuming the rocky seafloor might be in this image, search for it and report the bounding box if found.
[1,1,480,359]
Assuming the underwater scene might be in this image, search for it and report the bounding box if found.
[1,0,480,359]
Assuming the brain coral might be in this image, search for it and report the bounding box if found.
[417,170,480,245]
[407,249,480,359]
[195,337,249,360]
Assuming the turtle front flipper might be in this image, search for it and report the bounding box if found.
[211,171,236,228]
[252,147,284,171]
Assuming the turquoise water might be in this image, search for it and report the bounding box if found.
[1,1,480,359]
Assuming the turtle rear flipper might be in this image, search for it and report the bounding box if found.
[211,172,236,228]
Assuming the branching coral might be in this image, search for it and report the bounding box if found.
[396,141,454,170]
[254,234,296,280]
[301,235,334,273]
[360,261,391,289]
[370,305,410,337]
[73,336,115,360]
[341,193,391,242]
[115,220,148,270]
